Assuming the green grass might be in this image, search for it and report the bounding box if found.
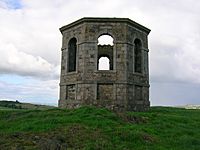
[0,106,13,110]
[0,106,199,149]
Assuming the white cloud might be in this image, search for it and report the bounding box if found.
[0,77,59,105]
[0,41,59,78]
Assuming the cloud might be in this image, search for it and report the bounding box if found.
[0,76,59,104]
[0,41,59,78]
[151,82,200,106]
[0,1,61,78]
[150,27,200,84]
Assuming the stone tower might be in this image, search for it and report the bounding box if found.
[59,17,150,111]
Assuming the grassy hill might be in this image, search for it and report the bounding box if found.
[0,105,199,149]
[0,100,55,110]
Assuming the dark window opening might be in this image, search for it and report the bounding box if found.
[68,38,77,72]
[134,39,142,73]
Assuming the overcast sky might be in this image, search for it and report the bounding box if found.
[0,0,200,106]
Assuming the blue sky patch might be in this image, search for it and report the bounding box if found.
[1,0,22,9]
[0,74,30,84]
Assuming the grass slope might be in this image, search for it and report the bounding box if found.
[0,106,199,149]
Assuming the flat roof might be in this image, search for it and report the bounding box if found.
[60,17,151,34]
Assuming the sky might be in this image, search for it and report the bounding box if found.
[0,0,200,106]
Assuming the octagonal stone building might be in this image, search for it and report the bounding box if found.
[59,17,150,111]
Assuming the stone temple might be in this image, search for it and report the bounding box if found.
[58,17,150,111]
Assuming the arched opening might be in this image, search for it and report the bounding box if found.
[98,35,114,46]
[68,38,77,72]
[134,39,142,73]
[97,34,114,70]
[98,56,110,70]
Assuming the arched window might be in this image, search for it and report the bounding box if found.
[98,56,110,70]
[68,38,77,72]
[97,34,114,70]
[134,39,142,73]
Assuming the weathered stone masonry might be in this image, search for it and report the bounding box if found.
[59,17,150,111]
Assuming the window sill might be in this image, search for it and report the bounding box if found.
[94,70,116,73]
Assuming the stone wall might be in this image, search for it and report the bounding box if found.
[59,18,150,111]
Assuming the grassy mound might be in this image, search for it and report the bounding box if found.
[0,106,199,149]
